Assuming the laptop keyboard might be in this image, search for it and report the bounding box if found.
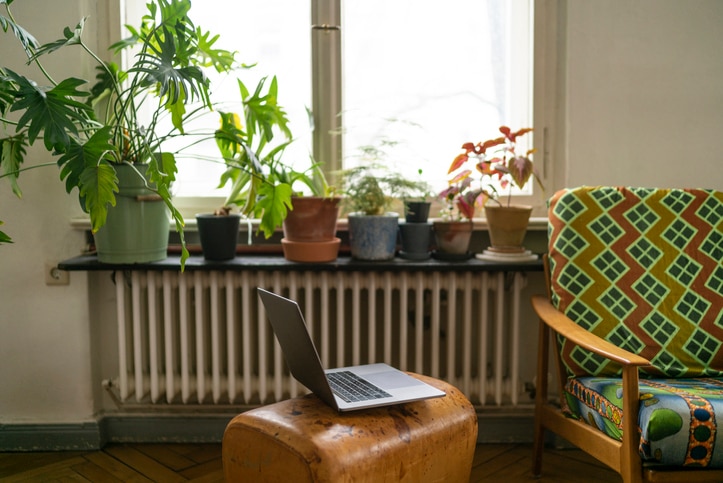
[326,371,392,403]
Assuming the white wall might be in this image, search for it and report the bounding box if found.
[0,0,722,432]
[561,0,723,190]
[0,1,96,424]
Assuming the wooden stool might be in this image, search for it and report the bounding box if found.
[222,374,477,482]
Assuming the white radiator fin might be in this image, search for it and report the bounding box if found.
[113,270,530,408]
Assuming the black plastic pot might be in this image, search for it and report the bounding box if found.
[196,213,241,260]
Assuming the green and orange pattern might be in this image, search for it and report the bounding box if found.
[548,186,723,378]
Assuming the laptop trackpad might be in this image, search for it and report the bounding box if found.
[364,371,425,390]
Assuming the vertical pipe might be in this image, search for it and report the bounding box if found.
[210,272,221,403]
[257,272,267,403]
[163,272,174,403]
[241,272,252,403]
[367,273,377,363]
[148,272,159,403]
[179,272,190,403]
[132,271,144,402]
[479,273,489,406]
[335,272,345,367]
[510,272,526,407]
[116,272,128,401]
[494,272,505,406]
[226,271,236,403]
[383,273,393,364]
[320,271,330,368]
[399,273,409,371]
[194,272,206,403]
[414,273,424,373]
[288,272,299,398]
[272,272,284,402]
[446,273,457,384]
[462,272,473,397]
[352,272,361,366]
[430,272,441,378]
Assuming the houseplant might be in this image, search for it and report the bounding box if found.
[196,76,296,260]
[443,125,543,254]
[341,164,426,261]
[0,0,240,267]
[278,162,342,263]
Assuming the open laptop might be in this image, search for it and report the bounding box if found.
[258,288,445,411]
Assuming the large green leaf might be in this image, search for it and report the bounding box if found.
[0,69,18,116]
[0,3,39,55]
[0,133,27,197]
[195,27,237,73]
[79,162,118,233]
[8,71,92,150]
[57,126,116,195]
[255,181,292,238]
[28,18,86,61]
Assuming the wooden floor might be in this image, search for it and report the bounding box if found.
[0,443,620,482]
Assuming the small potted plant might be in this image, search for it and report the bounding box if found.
[341,164,425,261]
[444,125,543,254]
[196,76,295,260]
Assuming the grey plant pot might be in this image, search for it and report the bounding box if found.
[399,222,432,260]
[348,212,399,261]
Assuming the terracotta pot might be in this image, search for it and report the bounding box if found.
[283,196,341,242]
[484,205,532,250]
[432,220,473,255]
[281,238,341,263]
[281,197,341,262]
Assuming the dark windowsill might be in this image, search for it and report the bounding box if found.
[58,253,544,273]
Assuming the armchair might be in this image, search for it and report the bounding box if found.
[532,186,723,482]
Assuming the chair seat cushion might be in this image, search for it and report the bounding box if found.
[563,376,723,468]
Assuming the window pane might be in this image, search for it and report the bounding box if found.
[342,0,533,195]
[165,0,312,197]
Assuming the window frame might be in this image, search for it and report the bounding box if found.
[117,0,554,221]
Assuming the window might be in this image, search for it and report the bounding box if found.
[123,0,534,213]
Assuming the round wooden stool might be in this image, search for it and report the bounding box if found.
[222,374,478,482]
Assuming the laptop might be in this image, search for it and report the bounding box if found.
[258,288,446,411]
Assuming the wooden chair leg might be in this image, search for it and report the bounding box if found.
[532,416,545,478]
[532,317,551,478]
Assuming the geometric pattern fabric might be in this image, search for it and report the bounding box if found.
[548,187,723,378]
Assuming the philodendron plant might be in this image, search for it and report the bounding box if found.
[0,0,245,266]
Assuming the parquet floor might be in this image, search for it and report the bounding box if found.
[0,443,620,482]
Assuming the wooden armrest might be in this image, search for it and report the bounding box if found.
[531,294,651,368]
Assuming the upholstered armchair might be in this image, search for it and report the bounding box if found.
[532,186,723,482]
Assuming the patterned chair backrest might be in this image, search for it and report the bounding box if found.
[547,186,723,378]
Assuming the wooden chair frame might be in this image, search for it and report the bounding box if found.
[532,257,723,483]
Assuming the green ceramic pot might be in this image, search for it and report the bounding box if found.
[94,164,170,264]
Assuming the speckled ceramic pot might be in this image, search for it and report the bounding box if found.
[348,212,399,260]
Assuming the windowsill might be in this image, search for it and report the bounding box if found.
[70,216,550,232]
[70,215,550,256]
[59,253,545,273]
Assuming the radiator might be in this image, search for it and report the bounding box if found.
[110,269,532,409]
